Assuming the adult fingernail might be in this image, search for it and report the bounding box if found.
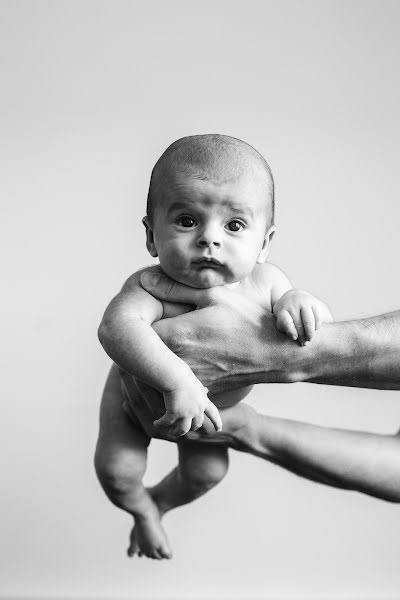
[141,272,160,288]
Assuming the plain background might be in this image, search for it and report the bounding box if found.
[1,0,400,598]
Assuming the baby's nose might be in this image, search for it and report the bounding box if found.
[197,238,221,248]
[196,228,222,248]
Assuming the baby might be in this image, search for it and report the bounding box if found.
[96,134,332,560]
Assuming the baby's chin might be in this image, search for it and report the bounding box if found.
[174,268,234,289]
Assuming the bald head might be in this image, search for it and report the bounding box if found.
[146,134,274,225]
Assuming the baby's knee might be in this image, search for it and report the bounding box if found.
[180,449,229,491]
[94,447,145,497]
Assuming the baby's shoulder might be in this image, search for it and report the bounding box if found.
[249,262,287,290]
[243,262,291,309]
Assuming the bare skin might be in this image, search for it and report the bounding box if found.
[97,362,400,560]
[123,369,400,503]
[95,365,230,559]
[95,366,170,559]
[95,276,400,558]
[141,271,400,391]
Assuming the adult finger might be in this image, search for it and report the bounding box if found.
[276,310,298,340]
[141,271,206,305]
[300,306,315,341]
[204,401,223,432]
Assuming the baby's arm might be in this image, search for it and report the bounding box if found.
[98,268,222,437]
[264,264,332,344]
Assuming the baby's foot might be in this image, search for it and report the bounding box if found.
[128,497,172,560]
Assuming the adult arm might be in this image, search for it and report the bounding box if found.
[236,410,400,502]
[121,375,400,502]
[141,271,400,392]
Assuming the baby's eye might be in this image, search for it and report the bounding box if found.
[177,216,197,228]
[226,219,245,232]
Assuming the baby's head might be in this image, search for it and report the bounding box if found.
[143,134,275,288]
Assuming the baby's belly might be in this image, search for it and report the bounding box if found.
[211,385,253,408]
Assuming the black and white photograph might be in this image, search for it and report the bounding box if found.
[2,1,400,598]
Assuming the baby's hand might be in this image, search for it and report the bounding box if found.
[153,377,222,438]
[273,289,332,345]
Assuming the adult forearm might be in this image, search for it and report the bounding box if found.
[246,414,400,502]
[292,311,400,389]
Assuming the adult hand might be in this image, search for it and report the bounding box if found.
[141,271,400,391]
[120,372,229,444]
[140,271,299,394]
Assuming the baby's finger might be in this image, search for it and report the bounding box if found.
[204,401,222,432]
[153,411,178,430]
[290,310,306,345]
[322,304,334,323]
[300,306,315,342]
[170,417,192,437]
[313,306,322,330]
[276,310,298,340]
[190,413,204,431]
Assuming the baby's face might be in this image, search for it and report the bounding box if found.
[144,174,274,288]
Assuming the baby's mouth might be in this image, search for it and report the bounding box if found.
[192,257,223,267]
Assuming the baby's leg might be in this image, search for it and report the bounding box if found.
[149,441,229,516]
[94,365,171,559]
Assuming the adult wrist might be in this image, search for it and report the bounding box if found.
[255,320,363,386]
[303,319,377,386]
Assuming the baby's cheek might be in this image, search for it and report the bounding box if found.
[229,255,256,281]
[158,249,187,278]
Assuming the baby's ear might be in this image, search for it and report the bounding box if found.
[142,216,158,257]
[257,225,276,264]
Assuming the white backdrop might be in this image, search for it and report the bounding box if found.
[2,1,400,598]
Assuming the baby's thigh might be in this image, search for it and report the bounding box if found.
[95,365,150,481]
[178,441,229,485]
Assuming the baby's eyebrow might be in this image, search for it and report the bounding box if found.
[167,200,254,219]
[226,204,254,217]
[167,201,191,213]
